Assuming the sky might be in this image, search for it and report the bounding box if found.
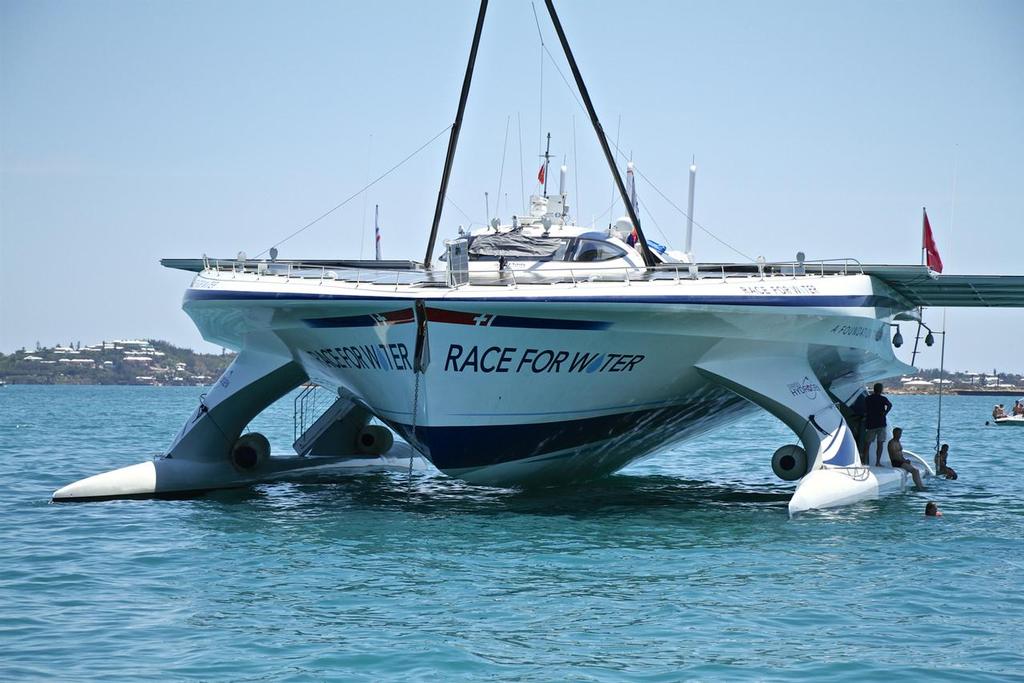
[2,0,1022,372]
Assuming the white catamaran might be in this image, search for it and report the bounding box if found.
[54,0,1024,514]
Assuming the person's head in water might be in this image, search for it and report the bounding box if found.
[892,427,902,440]
[873,383,884,394]
[925,501,941,517]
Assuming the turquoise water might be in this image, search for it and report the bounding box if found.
[1,386,1021,681]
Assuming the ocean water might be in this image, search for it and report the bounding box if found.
[0,386,1021,681]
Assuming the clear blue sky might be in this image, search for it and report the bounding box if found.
[2,0,1022,372]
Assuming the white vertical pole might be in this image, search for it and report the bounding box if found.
[685,159,697,258]
[559,164,568,218]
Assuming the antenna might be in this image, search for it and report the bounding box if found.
[685,157,697,259]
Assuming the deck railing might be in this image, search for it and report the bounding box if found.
[199,255,864,290]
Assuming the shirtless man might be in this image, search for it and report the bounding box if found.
[888,427,925,490]
[935,443,958,480]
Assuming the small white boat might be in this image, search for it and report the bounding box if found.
[994,414,1024,426]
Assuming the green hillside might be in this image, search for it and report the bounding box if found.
[0,340,234,385]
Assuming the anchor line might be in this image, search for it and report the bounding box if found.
[807,414,831,438]
[197,393,233,448]
[409,299,430,479]
[409,372,421,479]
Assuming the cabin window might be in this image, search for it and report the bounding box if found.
[569,239,626,262]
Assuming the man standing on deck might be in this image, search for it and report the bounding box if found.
[864,383,892,466]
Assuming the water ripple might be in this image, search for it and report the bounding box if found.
[1,386,1022,680]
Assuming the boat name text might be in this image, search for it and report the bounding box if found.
[738,284,819,295]
[444,344,645,374]
[305,344,411,371]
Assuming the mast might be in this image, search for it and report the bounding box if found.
[543,0,657,267]
[423,0,489,269]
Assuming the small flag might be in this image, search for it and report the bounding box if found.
[537,163,546,185]
[923,208,943,273]
[374,204,382,261]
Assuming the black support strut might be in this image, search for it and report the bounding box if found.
[423,0,489,269]
[543,0,657,267]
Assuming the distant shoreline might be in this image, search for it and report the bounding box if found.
[0,339,234,387]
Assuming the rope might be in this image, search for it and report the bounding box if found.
[528,15,754,263]
[631,166,754,262]
[445,194,481,228]
[408,372,421,480]
[495,115,511,220]
[254,124,453,258]
[197,393,232,447]
[530,2,544,158]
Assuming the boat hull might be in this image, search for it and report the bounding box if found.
[180,271,912,486]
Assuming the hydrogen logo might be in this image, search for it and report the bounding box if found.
[786,376,820,400]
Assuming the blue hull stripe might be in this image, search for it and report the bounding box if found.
[387,403,718,472]
[304,315,379,328]
[186,289,903,309]
[491,314,610,330]
[302,308,414,328]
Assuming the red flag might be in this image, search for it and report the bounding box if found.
[537,163,545,184]
[923,208,943,273]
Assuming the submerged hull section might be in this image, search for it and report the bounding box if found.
[181,269,912,486]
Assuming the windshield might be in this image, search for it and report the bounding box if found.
[568,239,627,262]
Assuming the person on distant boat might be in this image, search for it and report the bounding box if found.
[888,427,925,490]
[925,501,942,517]
[993,404,1007,419]
[1013,401,1024,416]
[935,443,958,480]
[864,383,893,466]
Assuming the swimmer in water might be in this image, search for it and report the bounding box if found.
[925,501,942,517]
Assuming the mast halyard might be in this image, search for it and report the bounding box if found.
[423,0,489,269]
[542,0,657,267]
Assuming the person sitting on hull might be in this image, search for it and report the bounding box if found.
[935,443,958,480]
[993,404,1007,419]
[887,427,925,491]
[1013,401,1024,417]
[864,383,893,467]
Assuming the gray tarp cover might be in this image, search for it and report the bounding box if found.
[468,233,565,258]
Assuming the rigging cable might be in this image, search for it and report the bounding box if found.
[255,123,453,259]
[632,165,754,262]
[572,114,580,220]
[517,112,526,213]
[495,115,511,221]
[444,194,482,228]
[358,133,373,260]
[531,11,754,263]
[530,2,545,160]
